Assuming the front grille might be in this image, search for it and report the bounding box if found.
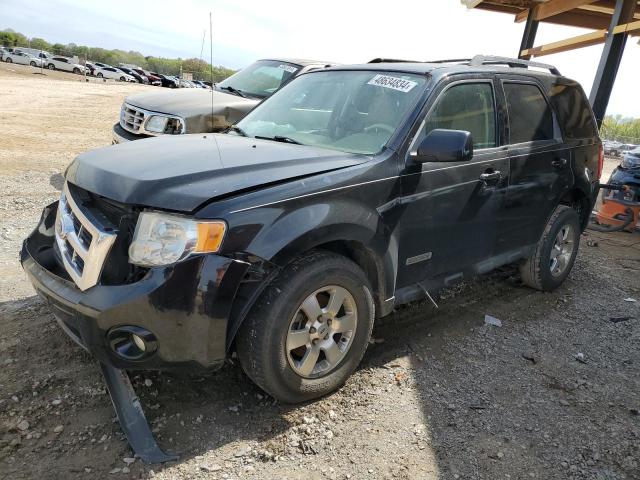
[55,183,118,291]
[120,103,147,133]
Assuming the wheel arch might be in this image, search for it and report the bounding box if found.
[558,186,591,230]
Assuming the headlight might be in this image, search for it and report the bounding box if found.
[145,115,169,133]
[144,115,184,134]
[128,212,226,267]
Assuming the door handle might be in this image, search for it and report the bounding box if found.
[551,158,567,168]
[479,170,501,184]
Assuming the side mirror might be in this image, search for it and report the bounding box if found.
[411,129,473,163]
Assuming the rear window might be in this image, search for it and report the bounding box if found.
[548,83,597,139]
[504,82,554,144]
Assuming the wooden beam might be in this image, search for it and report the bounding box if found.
[579,4,640,20]
[521,29,607,58]
[515,0,599,23]
[520,19,640,58]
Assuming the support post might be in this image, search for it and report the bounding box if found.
[518,9,539,59]
[589,0,636,128]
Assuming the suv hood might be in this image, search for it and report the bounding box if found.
[126,89,258,133]
[66,134,369,212]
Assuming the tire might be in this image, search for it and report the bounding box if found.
[520,205,581,291]
[119,76,125,81]
[73,67,80,74]
[30,61,36,67]
[5,57,12,63]
[47,63,55,70]
[97,72,103,78]
[237,251,375,403]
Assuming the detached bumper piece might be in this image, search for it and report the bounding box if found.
[100,362,177,463]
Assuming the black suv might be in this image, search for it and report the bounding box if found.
[21,56,601,405]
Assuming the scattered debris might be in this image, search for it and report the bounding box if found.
[143,378,153,387]
[586,240,599,247]
[484,314,502,327]
[368,337,385,345]
[623,298,637,303]
[522,353,537,364]
[630,409,639,416]
[53,425,64,434]
[200,463,222,472]
[16,420,29,431]
[575,353,587,364]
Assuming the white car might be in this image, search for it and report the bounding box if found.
[95,66,136,82]
[45,56,85,74]
[4,51,44,67]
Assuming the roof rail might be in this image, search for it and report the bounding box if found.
[424,58,472,64]
[368,58,417,64]
[469,55,561,75]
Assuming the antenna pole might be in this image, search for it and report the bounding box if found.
[210,12,214,121]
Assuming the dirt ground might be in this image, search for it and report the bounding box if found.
[1,63,639,480]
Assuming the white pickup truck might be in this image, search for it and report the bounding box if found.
[112,58,333,143]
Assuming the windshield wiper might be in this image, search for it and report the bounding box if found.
[218,85,247,98]
[226,125,248,137]
[255,135,302,145]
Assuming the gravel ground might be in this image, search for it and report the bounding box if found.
[1,64,639,480]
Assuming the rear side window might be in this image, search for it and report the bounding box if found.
[504,83,554,144]
[548,83,597,139]
[423,82,497,149]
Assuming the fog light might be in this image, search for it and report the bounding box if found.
[132,334,146,352]
[107,326,157,361]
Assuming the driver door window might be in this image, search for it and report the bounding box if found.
[422,82,497,149]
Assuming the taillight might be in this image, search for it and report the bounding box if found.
[597,143,604,180]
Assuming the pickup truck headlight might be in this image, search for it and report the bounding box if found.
[145,116,169,133]
[128,211,226,267]
[145,115,184,134]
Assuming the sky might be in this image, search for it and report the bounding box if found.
[1,0,638,117]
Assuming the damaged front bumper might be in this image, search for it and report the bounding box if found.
[20,202,252,372]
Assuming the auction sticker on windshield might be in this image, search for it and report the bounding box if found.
[278,64,298,73]
[367,74,417,93]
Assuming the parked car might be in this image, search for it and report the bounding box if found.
[46,56,85,74]
[21,55,601,419]
[95,66,136,82]
[117,66,147,83]
[150,72,179,88]
[3,51,44,67]
[13,47,53,61]
[0,46,12,61]
[93,61,112,69]
[133,68,162,86]
[112,58,333,143]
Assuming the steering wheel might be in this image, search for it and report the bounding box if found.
[364,124,395,135]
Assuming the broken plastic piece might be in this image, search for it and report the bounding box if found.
[484,315,502,327]
[99,362,178,464]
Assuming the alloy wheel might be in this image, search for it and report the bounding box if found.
[550,224,574,276]
[286,285,357,378]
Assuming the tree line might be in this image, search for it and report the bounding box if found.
[0,28,236,82]
[601,115,640,144]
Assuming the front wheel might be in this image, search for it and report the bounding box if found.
[520,205,581,291]
[47,63,55,70]
[237,251,375,403]
[73,67,80,74]
[30,61,36,67]
[119,76,125,81]
[97,72,103,78]
[5,57,12,63]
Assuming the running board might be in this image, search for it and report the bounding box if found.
[100,362,178,464]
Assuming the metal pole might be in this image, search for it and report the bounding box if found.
[589,0,636,128]
[518,9,539,59]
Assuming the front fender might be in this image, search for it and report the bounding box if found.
[222,199,398,315]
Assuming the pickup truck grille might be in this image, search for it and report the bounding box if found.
[120,103,147,134]
[55,183,117,291]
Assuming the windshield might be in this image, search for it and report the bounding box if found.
[235,70,427,155]
[217,60,301,99]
